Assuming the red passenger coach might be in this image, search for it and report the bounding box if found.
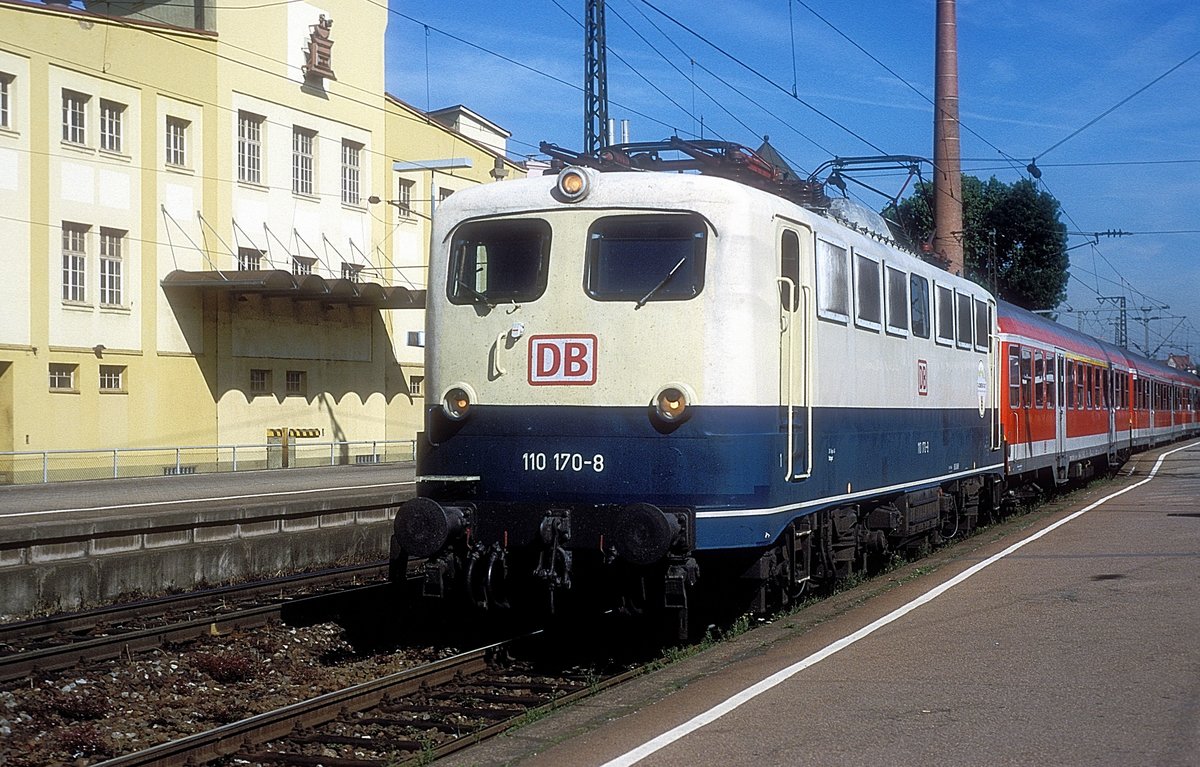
[999,301,1200,485]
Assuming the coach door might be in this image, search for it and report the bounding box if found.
[779,227,811,480]
[1055,350,1068,479]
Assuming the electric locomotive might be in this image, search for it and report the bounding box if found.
[390,139,1007,633]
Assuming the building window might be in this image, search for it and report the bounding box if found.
[99,365,125,392]
[285,370,307,396]
[292,256,315,275]
[341,262,362,282]
[341,140,361,205]
[292,127,315,195]
[62,89,88,145]
[62,222,88,302]
[237,112,263,184]
[165,116,188,166]
[49,363,77,391]
[99,99,124,153]
[238,247,263,271]
[410,375,424,396]
[397,178,413,217]
[99,228,123,305]
[1,73,14,129]
[249,368,271,395]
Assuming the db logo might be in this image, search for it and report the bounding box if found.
[529,335,597,386]
[917,359,929,396]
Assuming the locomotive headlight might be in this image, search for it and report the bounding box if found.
[442,385,474,421]
[555,167,592,203]
[653,383,696,424]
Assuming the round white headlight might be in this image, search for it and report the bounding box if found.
[556,167,591,202]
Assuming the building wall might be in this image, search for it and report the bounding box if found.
[0,0,523,472]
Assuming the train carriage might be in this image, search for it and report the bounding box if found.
[390,141,1007,630]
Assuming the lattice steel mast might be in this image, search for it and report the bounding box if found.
[584,0,610,153]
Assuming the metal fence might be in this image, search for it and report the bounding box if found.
[0,439,416,485]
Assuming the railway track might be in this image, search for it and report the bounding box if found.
[0,562,392,683]
[91,628,641,767]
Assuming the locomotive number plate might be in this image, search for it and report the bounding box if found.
[522,452,606,473]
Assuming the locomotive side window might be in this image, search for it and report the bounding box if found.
[816,239,850,323]
[779,230,800,311]
[955,291,973,350]
[910,274,930,339]
[885,265,908,335]
[448,218,551,305]
[854,253,882,331]
[584,215,706,304]
[973,298,990,352]
[935,284,954,345]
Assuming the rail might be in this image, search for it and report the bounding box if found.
[0,439,416,485]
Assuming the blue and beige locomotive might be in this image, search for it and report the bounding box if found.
[390,139,1005,631]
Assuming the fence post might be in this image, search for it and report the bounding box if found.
[113,450,118,479]
[232,445,238,472]
[43,452,48,483]
[175,447,181,475]
[330,442,335,466]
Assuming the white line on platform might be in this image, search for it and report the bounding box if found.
[601,442,1198,767]
[0,481,416,519]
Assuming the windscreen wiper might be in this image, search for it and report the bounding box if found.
[456,279,495,308]
[635,257,687,310]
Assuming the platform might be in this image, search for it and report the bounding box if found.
[0,464,416,618]
[447,440,1200,767]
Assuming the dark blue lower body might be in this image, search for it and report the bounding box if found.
[419,404,999,550]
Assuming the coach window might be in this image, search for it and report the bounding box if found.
[1019,347,1033,407]
[585,214,706,304]
[1086,366,1094,409]
[448,218,551,305]
[910,274,930,339]
[1046,353,1057,408]
[854,253,882,331]
[1033,350,1045,408]
[1008,346,1021,408]
[935,284,954,346]
[816,239,850,323]
[1094,368,1103,409]
[885,265,908,336]
[1066,362,1075,408]
[779,230,800,310]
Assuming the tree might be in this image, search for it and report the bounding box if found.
[887,176,1069,311]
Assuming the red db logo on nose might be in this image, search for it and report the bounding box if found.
[529,335,597,386]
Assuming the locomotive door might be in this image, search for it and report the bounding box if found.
[779,226,811,480]
[1054,350,1067,478]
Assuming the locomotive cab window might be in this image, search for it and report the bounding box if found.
[974,298,991,352]
[585,214,706,304]
[955,291,973,350]
[448,218,551,305]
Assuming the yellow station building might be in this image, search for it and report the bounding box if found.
[0,0,522,481]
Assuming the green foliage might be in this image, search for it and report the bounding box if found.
[888,175,1069,311]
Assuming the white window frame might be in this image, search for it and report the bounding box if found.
[62,222,88,303]
[292,255,315,275]
[341,262,362,282]
[62,89,88,145]
[934,283,955,347]
[815,238,850,324]
[237,112,263,184]
[99,99,123,153]
[237,247,263,271]
[853,251,882,332]
[99,228,123,306]
[1,73,13,130]
[292,127,315,196]
[49,363,77,391]
[341,140,361,205]
[99,365,125,392]
[285,370,307,396]
[397,178,414,218]
[165,116,188,167]
[884,263,909,337]
[249,368,271,395]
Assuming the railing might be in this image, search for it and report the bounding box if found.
[0,440,416,485]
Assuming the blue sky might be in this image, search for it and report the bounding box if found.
[385,0,1200,359]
